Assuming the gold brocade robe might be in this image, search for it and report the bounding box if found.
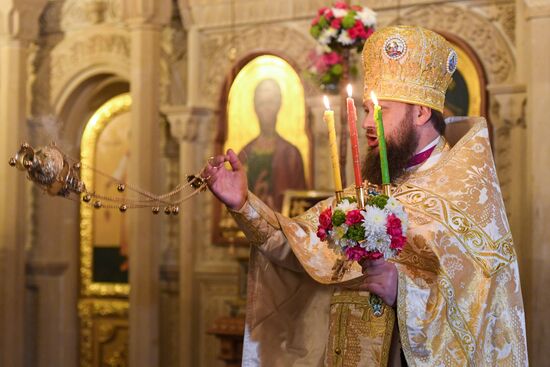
[231,118,528,366]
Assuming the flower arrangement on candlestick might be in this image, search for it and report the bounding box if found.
[316,194,408,263]
[316,192,408,316]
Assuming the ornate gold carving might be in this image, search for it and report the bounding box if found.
[478,2,516,44]
[397,4,514,84]
[80,94,131,297]
[201,25,315,102]
[39,1,124,35]
[78,299,129,367]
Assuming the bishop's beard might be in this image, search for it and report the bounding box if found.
[362,109,419,185]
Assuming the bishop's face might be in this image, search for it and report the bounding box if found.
[361,100,420,185]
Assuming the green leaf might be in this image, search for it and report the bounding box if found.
[318,16,329,28]
[342,14,356,29]
[331,64,343,76]
[310,25,321,38]
[332,210,346,226]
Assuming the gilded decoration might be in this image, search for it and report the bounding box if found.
[397,4,514,84]
[328,291,395,367]
[80,93,131,297]
[78,298,129,367]
[201,25,315,103]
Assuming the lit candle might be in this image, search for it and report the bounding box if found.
[346,84,362,188]
[323,96,343,193]
[370,91,390,186]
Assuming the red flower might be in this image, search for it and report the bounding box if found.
[345,246,369,261]
[387,214,407,252]
[334,2,349,9]
[345,247,385,262]
[365,251,384,260]
[390,235,407,251]
[345,209,363,225]
[311,16,320,26]
[330,18,342,29]
[324,9,334,19]
[348,22,368,40]
[317,227,329,241]
[318,7,328,15]
[386,214,403,238]
[351,5,362,11]
[319,208,333,229]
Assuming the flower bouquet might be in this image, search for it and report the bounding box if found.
[310,2,376,51]
[316,192,408,315]
[306,50,354,93]
[308,2,376,91]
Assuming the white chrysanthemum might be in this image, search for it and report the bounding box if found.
[332,8,348,18]
[356,8,376,27]
[362,206,387,229]
[318,28,337,45]
[337,30,353,45]
[336,199,357,213]
[385,197,400,212]
[362,231,391,253]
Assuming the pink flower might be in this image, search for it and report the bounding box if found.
[345,209,363,225]
[311,16,320,26]
[351,5,362,11]
[330,18,342,29]
[324,9,334,19]
[317,227,329,241]
[314,57,329,73]
[334,2,349,9]
[318,7,328,15]
[319,208,333,230]
[322,52,342,66]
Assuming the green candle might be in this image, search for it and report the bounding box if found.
[370,92,390,185]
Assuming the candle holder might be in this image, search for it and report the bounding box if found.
[355,186,366,209]
[382,184,391,197]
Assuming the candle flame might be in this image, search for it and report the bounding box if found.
[323,95,331,110]
[346,84,352,98]
[370,91,379,106]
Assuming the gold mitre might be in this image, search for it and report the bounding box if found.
[362,25,457,112]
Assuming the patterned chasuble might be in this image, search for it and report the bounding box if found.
[230,118,527,367]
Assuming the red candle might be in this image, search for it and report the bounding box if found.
[346,84,362,187]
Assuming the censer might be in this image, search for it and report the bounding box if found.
[9,142,208,215]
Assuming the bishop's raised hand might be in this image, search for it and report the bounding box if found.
[202,149,248,211]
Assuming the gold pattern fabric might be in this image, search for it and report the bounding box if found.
[230,117,527,366]
[327,290,395,367]
[362,26,456,112]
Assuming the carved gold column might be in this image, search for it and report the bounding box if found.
[0,1,46,367]
[122,0,171,366]
[523,0,550,364]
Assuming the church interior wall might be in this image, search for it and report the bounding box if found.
[0,0,546,366]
